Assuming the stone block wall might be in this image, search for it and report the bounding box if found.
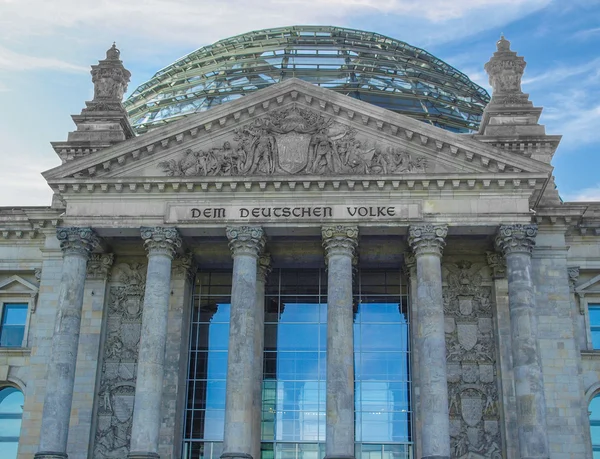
[533,229,588,458]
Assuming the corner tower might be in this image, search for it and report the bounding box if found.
[51,44,135,163]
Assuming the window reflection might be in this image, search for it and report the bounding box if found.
[590,393,600,456]
[184,272,232,458]
[184,268,412,459]
[263,271,327,446]
[0,387,24,459]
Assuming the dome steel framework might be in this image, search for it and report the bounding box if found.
[124,26,490,134]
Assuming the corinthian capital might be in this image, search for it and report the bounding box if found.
[495,224,537,256]
[226,226,265,258]
[56,227,100,258]
[321,225,358,262]
[141,227,181,259]
[408,224,447,257]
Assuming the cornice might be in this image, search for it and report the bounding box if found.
[42,79,553,182]
[47,173,546,196]
[0,208,62,240]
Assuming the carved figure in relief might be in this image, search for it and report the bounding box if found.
[444,260,502,458]
[93,263,145,459]
[158,105,430,177]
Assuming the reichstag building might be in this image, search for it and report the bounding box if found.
[1,25,599,459]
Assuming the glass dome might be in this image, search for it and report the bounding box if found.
[124,26,490,134]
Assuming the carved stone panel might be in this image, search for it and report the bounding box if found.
[93,262,146,459]
[158,105,429,177]
[444,261,502,459]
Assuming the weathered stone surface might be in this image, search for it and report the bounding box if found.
[495,224,549,459]
[443,260,502,458]
[222,226,265,459]
[408,224,450,459]
[322,225,358,459]
[36,228,99,458]
[128,228,181,458]
[93,262,146,459]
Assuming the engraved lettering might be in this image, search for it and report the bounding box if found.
[191,208,201,218]
[240,208,249,218]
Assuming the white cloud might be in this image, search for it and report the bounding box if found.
[572,26,600,40]
[563,185,600,202]
[0,0,551,47]
[522,58,600,87]
[0,46,88,72]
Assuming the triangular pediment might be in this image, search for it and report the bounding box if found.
[0,275,38,295]
[43,78,552,186]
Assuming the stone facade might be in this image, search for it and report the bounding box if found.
[0,37,599,459]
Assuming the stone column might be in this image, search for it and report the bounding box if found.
[321,225,358,459]
[495,224,549,459]
[128,227,181,459]
[407,224,450,459]
[252,254,271,459]
[222,226,266,459]
[36,227,100,459]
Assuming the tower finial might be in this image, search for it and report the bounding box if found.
[106,42,120,60]
[496,34,511,52]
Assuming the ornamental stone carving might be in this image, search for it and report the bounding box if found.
[444,260,502,459]
[484,36,528,106]
[321,225,358,261]
[93,262,146,459]
[172,251,196,281]
[568,266,580,292]
[257,254,272,283]
[408,224,448,257]
[159,105,428,177]
[87,253,115,280]
[57,227,101,257]
[485,251,506,279]
[140,227,181,259]
[226,226,266,258]
[90,44,131,103]
[494,224,537,256]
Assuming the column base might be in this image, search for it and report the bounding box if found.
[221,453,253,459]
[34,453,68,459]
[127,452,160,459]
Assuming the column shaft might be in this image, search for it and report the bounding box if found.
[408,224,450,459]
[251,255,270,459]
[36,228,99,459]
[129,227,181,459]
[496,224,549,459]
[322,226,358,459]
[222,227,265,459]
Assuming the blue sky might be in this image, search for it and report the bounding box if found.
[0,0,599,205]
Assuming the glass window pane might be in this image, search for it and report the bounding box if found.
[0,387,23,459]
[589,306,600,325]
[592,331,600,350]
[2,305,27,325]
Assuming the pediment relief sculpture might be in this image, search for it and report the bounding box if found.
[158,105,427,177]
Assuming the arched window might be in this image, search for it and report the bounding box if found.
[0,387,24,459]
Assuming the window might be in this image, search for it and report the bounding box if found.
[590,304,600,350]
[0,387,24,459]
[591,393,600,458]
[0,304,27,347]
